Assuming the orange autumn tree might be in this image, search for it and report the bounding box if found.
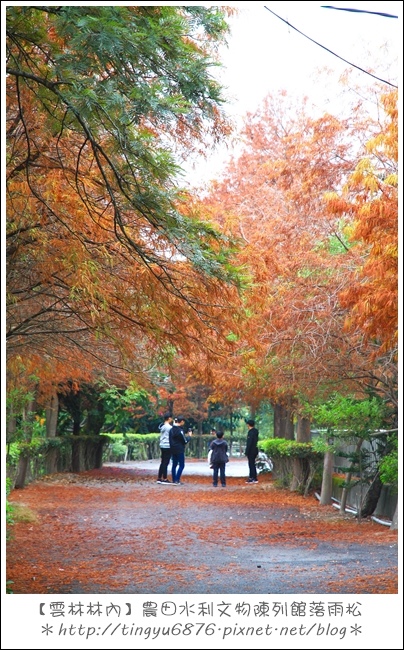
[201,90,396,427]
[203,95,351,401]
[6,7,245,489]
[6,6,240,405]
[326,90,398,358]
[324,93,398,522]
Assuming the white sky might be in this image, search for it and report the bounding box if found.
[184,1,401,186]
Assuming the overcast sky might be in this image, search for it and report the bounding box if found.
[184,1,401,186]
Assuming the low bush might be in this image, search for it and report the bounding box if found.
[101,433,160,461]
[261,438,323,494]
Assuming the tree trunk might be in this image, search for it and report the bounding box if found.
[94,438,105,469]
[46,447,59,475]
[73,417,81,436]
[45,392,59,437]
[273,404,282,438]
[340,473,352,514]
[6,407,17,465]
[14,456,30,490]
[320,450,334,505]
[284,410,295,440]
[229,410,233,454]
[14,397,36,489]
[71,391,82,472]
[359,471,383,518]
[296,416,311,442]
[6,406,17,444]
[196,419,203,459]
[71,437,81,472]
[46,391,59,474]
[304,460,318,497]
[290,458,304,491]
[273,403,287,438]
[86,399,105,436]
[167,399,174,417]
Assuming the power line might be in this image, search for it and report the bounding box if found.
[263,5,398,89]
[321,6,398,19]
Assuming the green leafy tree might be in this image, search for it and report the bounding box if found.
[310,394,386,515]
[379,435,398,488]
[99,382,155,433]
[6,5,234,278]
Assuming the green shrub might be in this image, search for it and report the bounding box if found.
[6,435,108,486]
[261,438,321,460]
[261,438,323,494]
[332,475,347,489]
[379,436,398,489]
[101,432,160,460]
[6,478,14,527]
[6,443,20,468]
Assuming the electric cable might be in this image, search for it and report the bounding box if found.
[321,6,398,19]
[264,5,398,89]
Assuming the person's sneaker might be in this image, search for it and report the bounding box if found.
[212,484,218,487]
[251,480,259,483]
[160,479,171,484]
[245,478,253,483]
[221,484,226,487]
[157,480,163,484]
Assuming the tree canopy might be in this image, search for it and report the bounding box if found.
[6,8,397,435]
[199,89,398,415]
[327,91,398,356]
[6,5,239,393]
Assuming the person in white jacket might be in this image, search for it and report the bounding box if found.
[157,413,173,483]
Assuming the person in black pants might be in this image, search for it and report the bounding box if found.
[169,416,192,484]
[209,430,228,487]
[245,419,259,483]
[157,413,173,483]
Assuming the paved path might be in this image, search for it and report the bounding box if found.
[7,463,398,596]
[105,457,249,477]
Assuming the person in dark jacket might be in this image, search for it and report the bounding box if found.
[209,430,228,487]
[169,416,192,484]
[245,419,259,483]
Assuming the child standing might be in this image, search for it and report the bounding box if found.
[209,430,228,487]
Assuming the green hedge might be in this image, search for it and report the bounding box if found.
[8,437,71,461]
[101,433,216,461]
[261,438,321,459]
[260,438,323,494]
[101,433,160,461]
[7,435,108,486]
[101,433,160,443]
